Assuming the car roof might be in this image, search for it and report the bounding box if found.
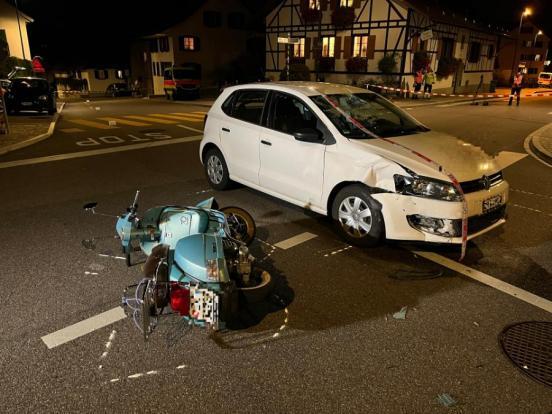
[226,81,372,97]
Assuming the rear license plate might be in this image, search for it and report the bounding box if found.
[21,102,33,106]
[482,194,503,213]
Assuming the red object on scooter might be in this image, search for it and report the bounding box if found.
[169,282,190,316]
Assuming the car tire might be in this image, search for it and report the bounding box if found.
[204,148,232,190]
[331,184,385,248]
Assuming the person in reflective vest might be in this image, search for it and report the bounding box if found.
[423,68,436,99]
[412,69,424,99]
[508,72,523,106]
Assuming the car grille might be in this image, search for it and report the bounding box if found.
[460,171,503,194]
[453,205,506,235]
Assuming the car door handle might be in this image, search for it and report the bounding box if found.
[222,127,230,132]
[261,140,272,146]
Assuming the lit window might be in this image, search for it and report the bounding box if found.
[535,54,541,61]
[309,0,320,9]
[340,0,353,7]
[322,37,335,57]
[293,38,305,58]
[182,37,195,51]
[353,35,369,57]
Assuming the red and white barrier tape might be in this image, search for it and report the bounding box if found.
[366,84,552,99]
[320,94,469,261]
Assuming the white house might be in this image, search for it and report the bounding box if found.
[266,0,500,93]
[79,68,129,93]
[0,0,32,61]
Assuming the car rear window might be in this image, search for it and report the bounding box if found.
[539,73,551,79]
[228,90,268,125]
[12,79,48,93]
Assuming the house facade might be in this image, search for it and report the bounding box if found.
[494,22,550,87]
[0,0,32,61]
[266,0,500,93]
[130,0,254,96]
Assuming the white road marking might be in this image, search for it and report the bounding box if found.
[274,232,317,250]
[511,188,552,199]
[548,112,552,115]
[177,124,204,133]
[413,251,552,314]
[99,253,126,260]
[510,203,552,218]
[0,135,202,170]
[41,307,126,349]
[493,151,527,170]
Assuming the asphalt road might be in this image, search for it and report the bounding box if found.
[0,96,551,413]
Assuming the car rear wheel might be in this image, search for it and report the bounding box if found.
[204,148,232,190]
[331,185,385,247]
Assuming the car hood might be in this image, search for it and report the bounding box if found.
[354,130,501,182]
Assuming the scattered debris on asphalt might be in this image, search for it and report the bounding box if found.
[437,393,457,407]
[392,306,408,320]
[473,321,480,327]
[81,239,96,250]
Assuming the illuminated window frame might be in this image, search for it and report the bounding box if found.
[353,35,369,57]
[322,37,335,58]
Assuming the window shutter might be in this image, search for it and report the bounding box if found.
[367,35,376,59]
[314,37,322,58]
[305,37,312,59]
[178,36,183,51]
[330,0,337,10]
[321,0,329,10]
[411,35,419,52]
[195,36,201,51]
[343,36,352,59]
[436,38,442,58]
[352,0,361,8]
[335,36,342,58]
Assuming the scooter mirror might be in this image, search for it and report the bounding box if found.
[83,202,98,211]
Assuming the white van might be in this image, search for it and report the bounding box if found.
[537,72,552,87]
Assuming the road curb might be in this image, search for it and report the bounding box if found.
[0,102,66,156]
[524,123,552,167]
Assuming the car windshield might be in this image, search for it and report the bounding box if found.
[310,93,429,138]
[539,74,551,79]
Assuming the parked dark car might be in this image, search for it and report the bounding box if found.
[105,83,132,97]
[5,77,56,115]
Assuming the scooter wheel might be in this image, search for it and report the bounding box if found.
[221,206,256,245]
[238,270,272,304]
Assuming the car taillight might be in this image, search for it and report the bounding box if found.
[169,282,190,316]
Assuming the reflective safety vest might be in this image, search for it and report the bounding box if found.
[513,75,523,86]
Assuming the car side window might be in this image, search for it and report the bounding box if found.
[271,92,318,135]
[231,90,268,125]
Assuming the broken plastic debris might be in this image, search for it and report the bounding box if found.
[392,306,408,320]
[108,120,117,127]
[436,393,457,407]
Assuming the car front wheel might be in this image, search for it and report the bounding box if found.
[331,185,385,247]
[204,148,231,190]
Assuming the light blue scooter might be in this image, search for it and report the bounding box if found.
[84,191,272,339]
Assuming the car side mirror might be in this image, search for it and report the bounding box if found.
[293,128,323,143]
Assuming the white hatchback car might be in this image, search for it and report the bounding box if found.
[199,82,508,247]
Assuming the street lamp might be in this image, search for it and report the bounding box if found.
[534,30,543,47]
[511,7,532,80]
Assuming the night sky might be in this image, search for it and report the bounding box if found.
[12,0,552,68]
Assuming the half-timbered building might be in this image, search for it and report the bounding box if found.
[266,0,501,93]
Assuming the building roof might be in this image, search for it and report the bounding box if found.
[3,0,33,22]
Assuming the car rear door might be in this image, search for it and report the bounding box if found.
[220,89,268,186]
[258,91,326,208]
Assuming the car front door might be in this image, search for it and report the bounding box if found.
[258,91,326,208]
[220,89,268,186]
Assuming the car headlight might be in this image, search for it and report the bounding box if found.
[394,174,462,201]
[38,95,48,101]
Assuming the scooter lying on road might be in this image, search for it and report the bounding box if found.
[83,191,272,339]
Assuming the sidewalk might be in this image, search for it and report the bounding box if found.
[526,122,552,166]
[0,103,64,156]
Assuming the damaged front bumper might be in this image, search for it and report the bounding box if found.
[372,180,509,243]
